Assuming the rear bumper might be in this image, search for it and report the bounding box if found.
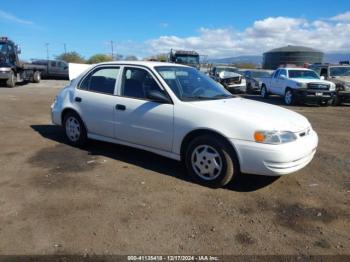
[226,84,247,93]
[51,102,62,125]
[230,129,318,176]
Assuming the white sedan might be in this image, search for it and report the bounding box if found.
[51,61,318,187]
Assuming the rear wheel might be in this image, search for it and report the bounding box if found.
[261,85,269,98]
[185,135,238,188]
[6,70,16,88]
[63,112,87,147]
[32,71,41,83]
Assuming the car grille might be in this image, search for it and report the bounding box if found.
[223,76,241,85]
[307,83,330,91]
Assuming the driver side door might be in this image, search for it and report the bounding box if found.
[114,66,174,152]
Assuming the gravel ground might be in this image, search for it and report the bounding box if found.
[0,80,349,256]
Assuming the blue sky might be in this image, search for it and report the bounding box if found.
[1,0,350,60]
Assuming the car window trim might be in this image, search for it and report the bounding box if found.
[116,65,174,104]
[77,65,121,96]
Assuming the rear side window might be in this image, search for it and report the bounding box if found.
[51,61,57,67]
[80,67,119,95]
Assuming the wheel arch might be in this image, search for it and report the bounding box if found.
[61,108,88,132]
[180,128,241,171]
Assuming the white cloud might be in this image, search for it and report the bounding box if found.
[146,12,350,58]
[331,11,350,21]
[0,9,33,25]
[160,22,169,28]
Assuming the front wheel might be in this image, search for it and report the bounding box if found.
[284,89,296,105]
[261,85,269,98]
[6,70,16,88]
[185,135,238,188]
[332,95,342,106]
[63,112,87,147]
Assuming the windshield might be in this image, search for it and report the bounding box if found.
[288,70,319,79]
[0,43,7,54]
[251,71,272,78]
[175,55,199,64]
[330,66,350,77]
[156,66,234,101]
[216,67,238,74]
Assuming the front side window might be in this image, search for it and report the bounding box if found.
[121,67,165,100]
[80,67,119,94]
[156,66,234,101]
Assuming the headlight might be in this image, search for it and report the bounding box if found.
[296,82,307,88]
[344,83,350,91]
[329,84,336,91]
[254,130,297,144]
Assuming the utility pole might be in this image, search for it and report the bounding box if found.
[110,40,114,60]
[64,43,67,54]
[45,43,49,60]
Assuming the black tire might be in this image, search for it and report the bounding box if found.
[261,85,269,98]
[246,83,252,94]
[32,71,41,83]
[63,111,87,147]
[332,95,342,106]
[6,70,16,88]
[185,135,238,188]
[284,88,296,105]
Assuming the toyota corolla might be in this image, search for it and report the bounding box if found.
[51,61,318,187]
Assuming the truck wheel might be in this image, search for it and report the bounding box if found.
[332,95,342,106]
[284,89,296,105]
[185,135,238,188]
[261,85,269,98]
[6,71,16,88]
[32,71,41,83]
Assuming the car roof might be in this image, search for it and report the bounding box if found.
[279,67,312,71]
[96,61,189,68]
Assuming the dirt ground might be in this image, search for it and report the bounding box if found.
[0,80,349,256]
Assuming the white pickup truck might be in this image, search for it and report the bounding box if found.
[260,68,336,105]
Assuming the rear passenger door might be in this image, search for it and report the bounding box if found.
[114,66,174,152]
[75,66,120,138]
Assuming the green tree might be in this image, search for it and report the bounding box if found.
[56,51,85,63]
[124,55,138,61]
[87,54,113,64]
[146,53,168,62]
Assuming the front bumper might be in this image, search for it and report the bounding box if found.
[337,90,350,101]
[296,90,335,103]
[0,69,11,79]
[230,129,318,176]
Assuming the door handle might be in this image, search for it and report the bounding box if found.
[116,104,126,111]
[75,97,82,102]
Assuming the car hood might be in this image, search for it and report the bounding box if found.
[290,78,333,85]
[332,76,350,84]
[188,97,310,133]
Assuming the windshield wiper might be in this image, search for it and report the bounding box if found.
[213,94,234,99]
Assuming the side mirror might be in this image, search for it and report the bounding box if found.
[279,74,286,79]
[320,76,325,80]
[146,89,171,104]
[64,66,68,70]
